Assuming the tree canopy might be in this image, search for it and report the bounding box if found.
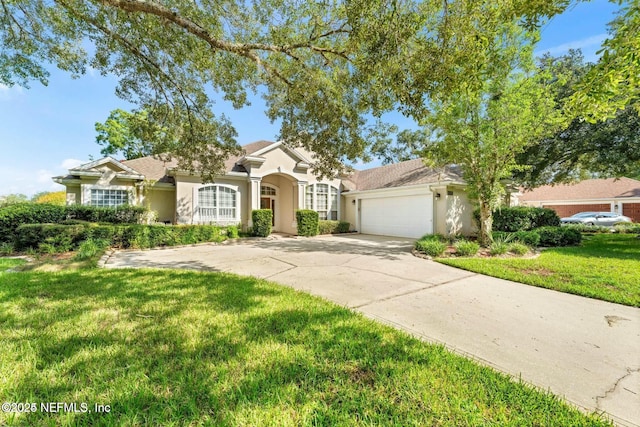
[1,0,577,181]
[95,109,160,159]
[516,50,640,187]
[566,1,640,121]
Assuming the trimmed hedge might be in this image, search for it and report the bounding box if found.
[492,227,580,247]
[296,210,319,237]
[252,210,272,237]
[14,223,233,252]
[475,206,560,232]
[537,226,582,247]
[318,220,351,235]
[0,203,146,243]
[0,203,66,242]
[64,205,146,223]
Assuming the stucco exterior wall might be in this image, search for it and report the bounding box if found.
[65,186,81,205]
[145,188,176,223]
[445,188,475,236]
[175,175,247,226]
[341,194,357,231]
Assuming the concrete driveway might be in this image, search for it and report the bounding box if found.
[104,234,640,426]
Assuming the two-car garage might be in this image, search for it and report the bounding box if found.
[359,194,434,239]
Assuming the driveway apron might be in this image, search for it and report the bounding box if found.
[105,234,640,426]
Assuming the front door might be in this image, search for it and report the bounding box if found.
[260,197,275,226]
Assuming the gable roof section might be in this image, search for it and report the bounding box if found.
[344,159,464,192]
[70,157,144,178]
[519,177,640,201]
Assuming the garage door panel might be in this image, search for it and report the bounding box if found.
[361,195,432,238]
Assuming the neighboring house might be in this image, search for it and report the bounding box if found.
[518,177,640,222]
[53,140,476,238]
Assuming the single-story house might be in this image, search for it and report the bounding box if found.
[53,140,477,238]
[518,177,640,222]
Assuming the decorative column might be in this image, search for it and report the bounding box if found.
[248,177,262,227]
[296,181,308,210]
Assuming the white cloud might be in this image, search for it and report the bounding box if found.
[60,158,86,169]
[536,34,607,59]
[0,159,87,197]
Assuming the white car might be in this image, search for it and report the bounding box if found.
[560,212,632,226]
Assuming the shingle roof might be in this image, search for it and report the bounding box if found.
[122,140,278,183]
[122,156,178,183]
[519,177,640,201]
[344,159,464,191]
[116,142,463,191]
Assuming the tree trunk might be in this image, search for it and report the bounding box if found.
[478,200,493,247]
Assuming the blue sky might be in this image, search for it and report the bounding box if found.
[0,0,620,197]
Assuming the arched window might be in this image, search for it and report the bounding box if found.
[197,185,237,222]
[306,183,338,220]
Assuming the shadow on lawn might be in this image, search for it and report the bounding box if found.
[0,269,610,426]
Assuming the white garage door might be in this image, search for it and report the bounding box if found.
[360,195,433,238]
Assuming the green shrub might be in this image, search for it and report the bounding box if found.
[337,221,351,233]
[490,241,509,255]
[614,223,640,234]
[564,224,612,234]
[252,210,272,237]
[317,220,350,234]
[14,223,234,251]
[454,240,479,257]
[415,239,447,257]
[15,224,87,251]
[227,225,239,239]
[0,203,66,242]
[492,230,540,247]
[64,205,145,224]
[74,238,110,260]
[537,226,582,247]
[508,242,530,255]
[0,203,146,244]
[296,210,319,237]
[478,206,561,232]
[0,242,14,255]
[318,220,338,235]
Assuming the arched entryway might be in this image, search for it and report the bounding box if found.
[259,173,300,234]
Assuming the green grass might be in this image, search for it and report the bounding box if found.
[439,234,640,307]
[0,268,610,426]
[0,258,26,272]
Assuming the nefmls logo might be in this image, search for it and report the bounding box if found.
[40,402,89,413]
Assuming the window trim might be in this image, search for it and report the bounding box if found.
[193,183,240,224]
[306,183,339,220]
[82,184,134,207]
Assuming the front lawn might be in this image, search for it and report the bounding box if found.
[0,268,609,426]
[0,257,26,272]
[438,234,640,307]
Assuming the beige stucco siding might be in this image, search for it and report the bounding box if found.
[175,175,247,226]
[65,186,81,205]
[146,188,176,223]
[445,188,475,236]
[341,194,357,231]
